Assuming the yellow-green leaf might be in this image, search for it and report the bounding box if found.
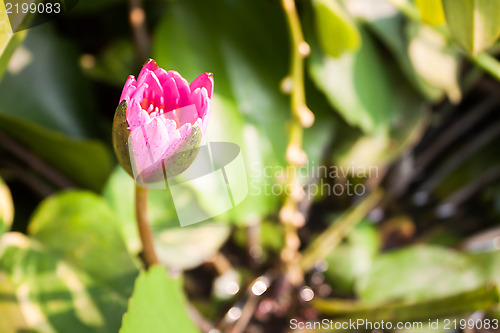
[415,0,446,26]
[0,177,14,236]
[312,0,361,58]
[443,0,500,54]
[0,0,27,80]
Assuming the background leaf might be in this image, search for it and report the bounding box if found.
[0,232,129,333]
[0,24,101,138]
[357,245,485,302]
[313,0,361,58]
[443,0,500,54]
[28,191,139,297]
[308,27,395,136]
[0,176,13,236]
[415,0,446,26]
[0,114,113,191]
[0,0,27,80]
[324,221,379,293]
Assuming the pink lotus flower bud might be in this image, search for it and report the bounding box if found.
[112,59,213,184]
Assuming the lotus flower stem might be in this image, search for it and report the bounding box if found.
[280,0,314,286]
[135,184,159,268]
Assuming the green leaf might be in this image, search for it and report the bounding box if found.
[0,114,112,191]
[312,0,361,58]
[357,245,485,303]
[0,177,14,236]
[415,0,446,26]
[103,167,230,270]
[28,191,139,297]
[0,24,100,138]
[407,23,461,103]
[358,6,444,101]
[314,284,499,321]
[0,274,30,333]
[0,29,26,81]
[120,266,199,333]
[0,232,129,333]
[324,221,379,293]
[308,27,395,136]
[443,0,500,55]
[0,1,26,80]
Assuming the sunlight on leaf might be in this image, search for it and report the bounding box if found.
[120,266,199,333]
[415,0,446,26]
[443,0,500,55]
[312,0,361,58]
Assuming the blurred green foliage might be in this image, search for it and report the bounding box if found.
[1,0,500,331]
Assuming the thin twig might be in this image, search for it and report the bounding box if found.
[441,164,500,208]
[418,120,500,193]
[228,296,259,333]
[135,184,159,268]
[128,0,150,64]
[0,160,55,197]
[415,98,498,175]
[186,303,215,333]
[0,131,75,188]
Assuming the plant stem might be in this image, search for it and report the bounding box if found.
[469,52,500,82]
[135,184,159,268]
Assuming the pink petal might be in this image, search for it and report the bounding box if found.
[129,117,170,175]
[137,70,163,103]
[131,82,148,102]
[190,87,210,119]
[155,68,180,111]
[177,104,199,126]
[163,123,193,159]
[126,100,150,128]
[190,72,213,99]
[138,59,159,80]
[168,71,191,107]
[120,75,137,103]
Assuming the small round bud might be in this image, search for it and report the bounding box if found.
[298,41,311,57]
[286,144,307,166]
[280,76,294,94]
[297,105,315,128]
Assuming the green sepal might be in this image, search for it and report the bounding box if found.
[112,100,133,177]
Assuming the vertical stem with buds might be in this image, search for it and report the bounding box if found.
[280,0,314,286]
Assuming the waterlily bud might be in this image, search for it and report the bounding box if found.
[112,59,213,186]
